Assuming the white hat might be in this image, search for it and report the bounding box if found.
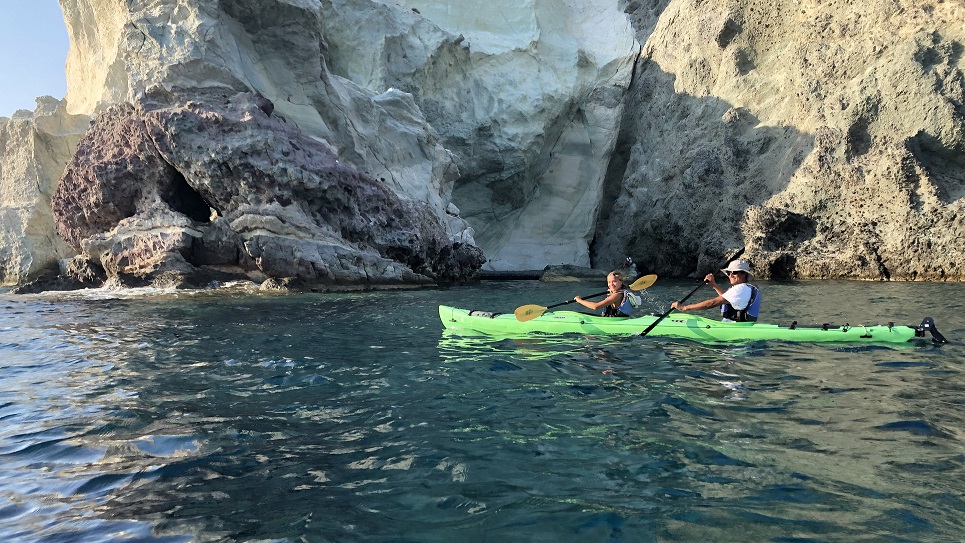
[721,259,753,279]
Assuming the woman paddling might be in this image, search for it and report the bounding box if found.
[574,271,641,318]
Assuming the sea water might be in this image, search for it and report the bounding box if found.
[1,279,963,542]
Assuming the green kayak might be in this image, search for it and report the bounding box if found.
[439,305,947,344]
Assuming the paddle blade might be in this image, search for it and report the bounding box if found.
[629,274,657,291]
[514,304,547,322]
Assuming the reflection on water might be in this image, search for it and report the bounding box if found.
[0,279,963,542]
[439,329,639,365]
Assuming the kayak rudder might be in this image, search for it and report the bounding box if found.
[915,317,948,344]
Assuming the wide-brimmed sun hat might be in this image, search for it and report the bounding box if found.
[721,259,753,279]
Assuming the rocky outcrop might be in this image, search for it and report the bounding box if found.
[56,0,638,273]
[50,88,484,289]
[594,0,965,280]
[6,0,487,289]
[0,98,89,285]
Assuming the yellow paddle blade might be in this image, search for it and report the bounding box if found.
[514,304,547,322]
[629,274,658,290]
[513,274,654,323]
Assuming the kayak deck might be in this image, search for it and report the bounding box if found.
[439,305,946,344]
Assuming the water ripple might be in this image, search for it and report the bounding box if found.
[0,282,963,541]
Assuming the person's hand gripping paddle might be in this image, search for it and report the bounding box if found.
[514,274,658,322]
[639,247,745,337]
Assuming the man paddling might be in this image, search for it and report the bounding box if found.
[671,260,761,322]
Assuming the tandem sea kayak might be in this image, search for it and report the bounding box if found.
[438,305,948,345]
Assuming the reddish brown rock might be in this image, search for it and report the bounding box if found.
[50,89,484,289]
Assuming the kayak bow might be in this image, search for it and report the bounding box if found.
[439,306,947,344]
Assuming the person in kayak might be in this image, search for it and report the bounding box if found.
[574,271,641,317]
[670,259,761,322]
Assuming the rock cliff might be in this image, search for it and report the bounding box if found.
[314,0,639,269]
[8,0,488,289]
[0,98,88,285]
[595,0,964,280]
[1,0,963,288]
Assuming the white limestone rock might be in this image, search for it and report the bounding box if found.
[0,98,89,285]
[319,0,640,269]
[59,0,639,272]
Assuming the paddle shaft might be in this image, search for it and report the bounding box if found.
[514,274,658,322]
[640,247,745,337]
[639,284,704,336]
[548,273,656,311]
[543,290,609,311]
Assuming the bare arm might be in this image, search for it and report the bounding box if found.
[705,273,725,295]
[575,290,623,311]
[671,273,726,312]
[673,295,727,312]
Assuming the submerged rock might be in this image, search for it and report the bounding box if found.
[540,265,609,282]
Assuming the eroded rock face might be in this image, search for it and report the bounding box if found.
[595,0,965,280]
[319,0,640,270]
[60,0,639,271]
[55,0,484,283]
[51,89,484,288]
[0,98,89,285]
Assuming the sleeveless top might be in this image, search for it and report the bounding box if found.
[602,288,641,318]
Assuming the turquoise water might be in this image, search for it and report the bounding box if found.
[1,279,963,542]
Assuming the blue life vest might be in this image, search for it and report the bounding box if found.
[721,284,761,322]
[602,288,641,318]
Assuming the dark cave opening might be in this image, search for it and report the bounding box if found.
[161,170,216,223]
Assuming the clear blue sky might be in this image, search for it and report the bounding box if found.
[0,1,69,116]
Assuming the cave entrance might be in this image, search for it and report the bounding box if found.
[161,170,217,223]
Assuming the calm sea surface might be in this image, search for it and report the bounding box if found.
[1,279,963,543]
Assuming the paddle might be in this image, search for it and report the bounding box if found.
[514,274,658,322]
[639,247,746,337]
